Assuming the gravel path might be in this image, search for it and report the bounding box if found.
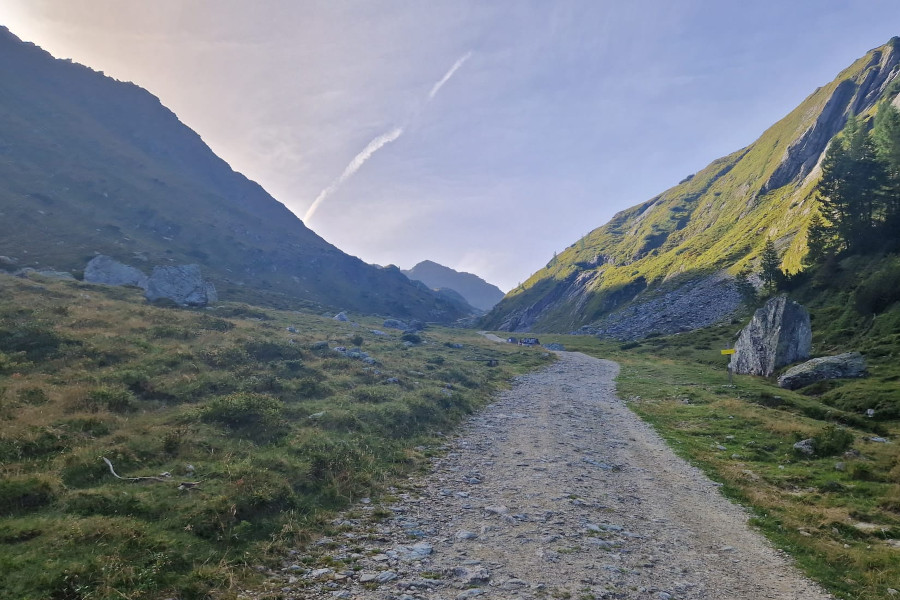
[249,352,833,600]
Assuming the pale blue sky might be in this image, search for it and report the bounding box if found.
[3,1,899,290]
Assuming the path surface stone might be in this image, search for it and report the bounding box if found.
[244,352,833,599]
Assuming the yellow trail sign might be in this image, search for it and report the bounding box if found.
[720,349,735,355]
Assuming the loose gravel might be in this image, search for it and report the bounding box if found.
[244,352,833,600]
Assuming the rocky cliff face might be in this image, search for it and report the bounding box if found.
[0,27,467,322]
[484,37,900,335]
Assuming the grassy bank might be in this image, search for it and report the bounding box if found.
[535,322,900,600]
[0,273,551,600]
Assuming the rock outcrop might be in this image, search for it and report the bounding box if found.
[730,296,811,377]
[144,264,217,307]
[777,352,867,390]
[84,255,149,289]
[584,272,744,340]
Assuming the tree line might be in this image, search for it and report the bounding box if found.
[808,100,900,262]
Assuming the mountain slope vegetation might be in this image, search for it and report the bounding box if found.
[484,37,900,334]
[0,273,548,599]
[0,27,464,322]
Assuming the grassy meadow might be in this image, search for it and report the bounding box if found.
[537,316,900,600]
[0,273,551,600]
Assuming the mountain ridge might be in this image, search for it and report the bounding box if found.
[403,260,505,312]
[483,37,900,335]
[0,26,466,322]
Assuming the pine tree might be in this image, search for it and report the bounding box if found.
[817,114,887,253]
[804,210,831,266]
[760,238,782,294]
[873,101,900,246]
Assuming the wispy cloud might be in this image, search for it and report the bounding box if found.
[428,51,472,100]
[304,52,473,224]
[304,127,404,223]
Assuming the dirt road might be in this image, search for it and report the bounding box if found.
[250,352,832,599]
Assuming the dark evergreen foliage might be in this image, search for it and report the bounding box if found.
[815,105,900,258]
[760,239,783,294]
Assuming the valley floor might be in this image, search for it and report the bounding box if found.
[243,352,831,600]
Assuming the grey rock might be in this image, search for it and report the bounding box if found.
[793,438,816,455]
[777,352,867,390]
[145,264,216,306]
[731,295,811,376]
[308,567,333,579]
[84,255,148,289]
[395,542,433,561]
[456,590,484,600]
[452,566,491,585]
[383,319,409,330]
[0,255,17,266]
[374,570,398,583]
[333,312,349,322]
[569,271,744,340]
[455,530,478,540]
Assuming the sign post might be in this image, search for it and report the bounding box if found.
[721,349,735,385]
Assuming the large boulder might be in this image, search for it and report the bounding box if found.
[730,295,811,376]
[777,352,867,390]
[84,255,148,289]
[144,264,216,307]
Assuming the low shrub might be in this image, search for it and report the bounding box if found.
[0,476,57,515]
[854,263,900,315]
[83,386,137,413]
[0,316,65,361]
[199,392,286,441]
[812,424,855,456]
[200,345,251,369]
[17,386,49,405]
[148,324,197,340]
[244,340,303,362]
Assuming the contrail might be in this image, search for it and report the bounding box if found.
[304,127,403,223]
[429,51,472,100]
[304,52,472,224]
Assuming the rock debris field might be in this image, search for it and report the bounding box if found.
[246,352,833,600]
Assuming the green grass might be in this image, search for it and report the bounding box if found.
[0,273,551,600]
[531,316,900,600]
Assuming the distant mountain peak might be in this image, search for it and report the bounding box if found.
[403,261,505,311]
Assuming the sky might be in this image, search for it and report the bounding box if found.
[2,1,900,291]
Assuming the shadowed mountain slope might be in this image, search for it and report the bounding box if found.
[483,37,900,335]
[403,260,505,312]
[0,27,466,321]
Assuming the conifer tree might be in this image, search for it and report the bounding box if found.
[873,101,900,245]
[804,210,831,266]
[760,238,782,294]
[817,114,886,253]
